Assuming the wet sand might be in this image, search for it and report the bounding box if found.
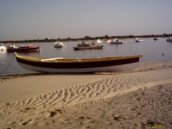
[0,62,172,129]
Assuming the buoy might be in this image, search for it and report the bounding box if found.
[162,53,165,55]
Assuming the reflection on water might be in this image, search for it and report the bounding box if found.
[0,38,172,76]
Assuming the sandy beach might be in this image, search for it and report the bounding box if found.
[0,62,172,129]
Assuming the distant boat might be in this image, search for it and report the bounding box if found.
[7,44,40,52]
[91,41,96,45]
[15,53,142,73]
[154,37,159,40]
[96,39,102,43]
[110,38,123,44]
[0,44,6,51]
[135,38,143,42]
[54,42,66,48]
[166,37,172,42]
[105,39,111,43]
[77,41,90,47]
[73,45,104,50]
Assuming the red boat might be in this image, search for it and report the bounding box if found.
[7,44,40,52]
[92,42,96,45]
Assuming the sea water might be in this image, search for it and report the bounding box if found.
[0,38,172,76]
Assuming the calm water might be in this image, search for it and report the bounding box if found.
[0,38,172,76]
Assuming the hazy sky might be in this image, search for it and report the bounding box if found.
[0,0,172,41]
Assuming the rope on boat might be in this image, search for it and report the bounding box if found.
[0,53,15,77]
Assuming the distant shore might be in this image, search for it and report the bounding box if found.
[1,33,172,44]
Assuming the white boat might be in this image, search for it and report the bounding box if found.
[135,38,143,42]
[6,44,17,49]
[105,39,111,43]
[15,53,142,73]
[54,42,66,48]
[96,39,102,43]
[0,44,6,51]
[166,37,172,42]
[110,38,123,44]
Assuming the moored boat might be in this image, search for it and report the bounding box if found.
[96,39,102,43]
[105,39,111,43]
[7,44,40,52]
[54,42,66,48]
[135,38,143,42]
[73,45,104,50]
[154,37,159,40]
[15,53,142,73]
[77,41,90,47]
[110,38,123,44]
[166,37,172,42]
[0,44,6,51]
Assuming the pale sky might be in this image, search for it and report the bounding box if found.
[0,0,172,41]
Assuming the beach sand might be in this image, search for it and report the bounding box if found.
[0,62,172,129]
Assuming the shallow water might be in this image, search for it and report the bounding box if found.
[0,38,172,76]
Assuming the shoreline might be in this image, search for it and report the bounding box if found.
[0,62,172,128]
[1,34,172,44]
[1,62,172,79]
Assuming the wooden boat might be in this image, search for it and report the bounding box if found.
[15,53,142,73]
[73,45,104,50]
[7,44,40,52]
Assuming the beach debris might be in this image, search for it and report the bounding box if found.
[46,109,65,117]
[109,116,125,121]
[3,103,11,106]
[20,107,36,112]
[142,120,162,127]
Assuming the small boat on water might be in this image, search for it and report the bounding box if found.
[7,44,40,52]
[0,44,6,51]
[91,41,96,45]
[110,38,123,44]
[74,41,103,50]
[154,37,159,40]
[135,38,143,42]
[105,39,111,43]
[96,39,102,43]
[166,37,172,42]
[54,42,66,48]
[15,53,142,73]
[73,45,104,50]
[77,41,90,47]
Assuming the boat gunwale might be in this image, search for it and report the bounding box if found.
[15,54,142,63]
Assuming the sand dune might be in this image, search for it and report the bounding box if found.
[0,62,172,129]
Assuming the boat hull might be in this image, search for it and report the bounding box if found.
[7,46,40,52]
[110,42,123,44]
[15,54,141,73]
[54,45,65,48]
[73,45,104,50]
[17,61,139,73]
